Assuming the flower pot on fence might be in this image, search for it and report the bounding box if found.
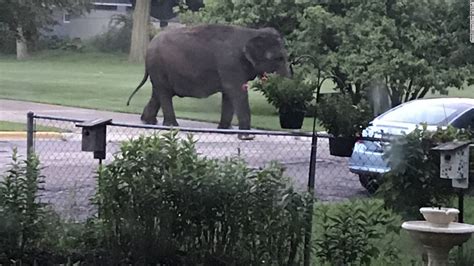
[329,137,356,157]
[279,110,305,129]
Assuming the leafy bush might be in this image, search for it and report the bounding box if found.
[314,200,401,265]
[37,36,84,51]
[0,24,16,54]
[317,93,372,137]
[0,149,46,263]
[379,125,473,218]
[0,150,88,264]
[249,71,315,114]
[91,14,133,53]
[94,131,311,264]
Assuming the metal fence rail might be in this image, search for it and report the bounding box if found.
[28,113,371,220]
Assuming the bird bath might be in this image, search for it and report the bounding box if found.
[402,207,474,266]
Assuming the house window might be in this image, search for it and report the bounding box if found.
[63,12,71,23]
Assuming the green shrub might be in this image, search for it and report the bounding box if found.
[37,36,85,52]
[0,149,46,263]
[317,93,372,137]
[0,24,16,54]
[94,131,311,264]
[91,14,133,53]
[314,200,401,265]
[379,125,472,218]
[249,70,315,114]
[0,149,86,264]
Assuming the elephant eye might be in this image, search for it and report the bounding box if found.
[274,56,284,61]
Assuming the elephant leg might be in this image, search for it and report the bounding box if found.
[218,93,234,129]
[229,91,254,140]
[232,93,251,130]
[158,90,179,127]
[141,88,161,124]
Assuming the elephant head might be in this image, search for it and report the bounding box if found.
[243,28,290,78]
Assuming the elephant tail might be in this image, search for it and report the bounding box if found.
[127,71,149,106]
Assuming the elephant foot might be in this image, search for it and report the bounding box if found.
[163,120,179,127]
[238,134,255,141]
[141,114,157,125]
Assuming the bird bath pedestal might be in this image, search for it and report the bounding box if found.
[402,207,474,266]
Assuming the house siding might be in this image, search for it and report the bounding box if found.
[49,6,129,40]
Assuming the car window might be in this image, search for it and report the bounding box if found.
[378,102,471,126]
[451,109,474,130]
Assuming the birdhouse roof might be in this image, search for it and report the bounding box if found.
[432,140,472,152]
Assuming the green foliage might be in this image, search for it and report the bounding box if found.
[294,0,474,106]
[379,125,473,218]
[0,23,16,54]
[0,149,46,263]
[249,70,315,113]
[91,14,133,53]
[38,36,85,52]
[317,93,372,137]
[314,200,401,265]
[0,149,88,264]
[178,0,308,36]
[95,131,311,264]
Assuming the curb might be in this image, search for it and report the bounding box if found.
[0,132,64,140]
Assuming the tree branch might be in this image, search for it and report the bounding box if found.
[417,87,430,99]
[403,79,413,102]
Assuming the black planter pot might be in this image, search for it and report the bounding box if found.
[279,110,305,129]
[329,137,356,157]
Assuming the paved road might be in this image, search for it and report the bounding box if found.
[0,99,216,128]
[0,99,367,220]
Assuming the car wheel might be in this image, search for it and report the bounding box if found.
[358,174,380,194]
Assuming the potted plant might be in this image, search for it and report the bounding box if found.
[317,93,372,157]
[249,72,315,129]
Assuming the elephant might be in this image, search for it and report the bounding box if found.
[127,24,290,137]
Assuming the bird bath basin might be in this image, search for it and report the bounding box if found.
[402,207,474,266]
[420,207,459,226]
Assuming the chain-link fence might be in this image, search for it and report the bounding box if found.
[28,113,379,221]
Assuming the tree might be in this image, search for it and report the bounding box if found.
[129,0,151,63]
[0,0,90,60]
[178,0,308,37]
[295,0,473,106]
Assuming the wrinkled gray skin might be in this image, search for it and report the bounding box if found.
[127,24,290,130]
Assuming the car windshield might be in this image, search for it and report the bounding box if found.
[378,101,470,125]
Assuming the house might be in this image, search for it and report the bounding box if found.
[50,0,132,40]
[50,0,203,40]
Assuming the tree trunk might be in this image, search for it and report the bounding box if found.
[16,26,29,60]
[389,88,402,107]
[129,0,151,63]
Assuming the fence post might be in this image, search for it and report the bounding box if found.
[27,111,34,157]
[304,115,318,266]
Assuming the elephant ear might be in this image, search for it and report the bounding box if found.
[243,33,280,67]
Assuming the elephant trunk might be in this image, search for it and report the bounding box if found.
[277,64,291,78]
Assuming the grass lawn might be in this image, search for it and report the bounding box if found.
[0,120,61,132]
[0,50,329,131]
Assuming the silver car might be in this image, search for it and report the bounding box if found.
[349,98,474,193]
